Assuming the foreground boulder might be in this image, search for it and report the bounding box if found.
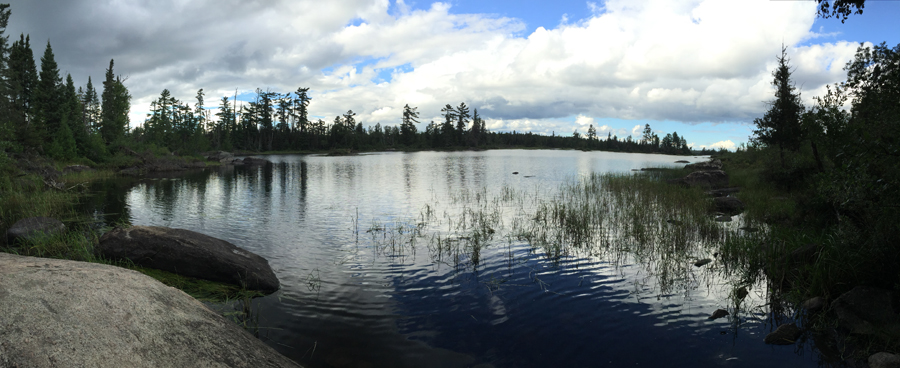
[668,170,729,189]
[832,286,900,337]
[98,226,280,292]
[0,253,300,368]
[6,217,65,244]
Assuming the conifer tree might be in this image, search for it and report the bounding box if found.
[100,59,131,144]
[400,104,419,146]
[34,41,64,150]
[752,46,805,167]
[455,102,470,145]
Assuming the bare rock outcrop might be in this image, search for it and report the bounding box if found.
[98,226,280,292]
[0,253,301,368]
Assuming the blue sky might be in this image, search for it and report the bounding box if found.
[8,0,900,150]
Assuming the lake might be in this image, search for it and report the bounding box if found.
[84,150,822,368]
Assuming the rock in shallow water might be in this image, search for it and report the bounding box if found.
[764,323,802,345]
[0,253,300,368]
[98,226,280,292]
[708,309,729,320]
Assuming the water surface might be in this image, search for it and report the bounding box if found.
[86,150,821,368]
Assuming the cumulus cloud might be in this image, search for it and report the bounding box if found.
[708,140,736,150]
[6,0,865,135]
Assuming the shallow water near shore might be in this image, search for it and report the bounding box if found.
[84,150,824,368]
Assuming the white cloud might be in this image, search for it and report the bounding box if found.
[7,0,866,137]
[575,115,595,126]
[708,140,736,150]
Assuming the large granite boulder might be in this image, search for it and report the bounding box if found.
[98,226,280,292]
[6,217,66,244]
[668,170,729,189]
[0,253,300,368]
[832,286,900,337]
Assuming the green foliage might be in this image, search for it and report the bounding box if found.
[100,59,131,144]
[752,46,805,168]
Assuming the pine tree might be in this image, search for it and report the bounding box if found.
[752,46,805,167]
[455,102,470,145]
[440,104,456,147]
[62,74,86,156]
[33,41,65,151]
[7,34,39,148]
[400,104,419,146]
[100,59,131,144]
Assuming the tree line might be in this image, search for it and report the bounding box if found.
[0,3,695,169]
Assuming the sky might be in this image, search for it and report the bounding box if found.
[6,0,899,150]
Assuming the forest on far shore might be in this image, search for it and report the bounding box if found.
[0,3,700,170]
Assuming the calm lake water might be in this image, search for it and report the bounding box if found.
[85,150,823,368]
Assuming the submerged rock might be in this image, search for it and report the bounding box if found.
[675,160,690,163]
[6,217,65,244]
[714,215,732,222]
[0,253,301,368]
[764,323,802,345]
[708,309,729,320]
[714,196,745,215]
[736,287,749,300]
[832,286,900,337]
[98,226,280,292]
[694,258,712,267]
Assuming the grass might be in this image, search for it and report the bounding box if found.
[0,160,263,306]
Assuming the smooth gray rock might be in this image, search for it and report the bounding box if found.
[764,323,802,345]
[832,286,900,337]
[0,253,300,368]
[714,196,744,215]
[869,352,900,368]
[6,217,65,244]
[98,226,280,292]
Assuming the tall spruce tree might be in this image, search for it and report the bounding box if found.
[455,102,470,145]
[400,104,419,146]
[100,59,131,144]
[34,41,64,150]
[752,46,805,168]
[7,34,38,147]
